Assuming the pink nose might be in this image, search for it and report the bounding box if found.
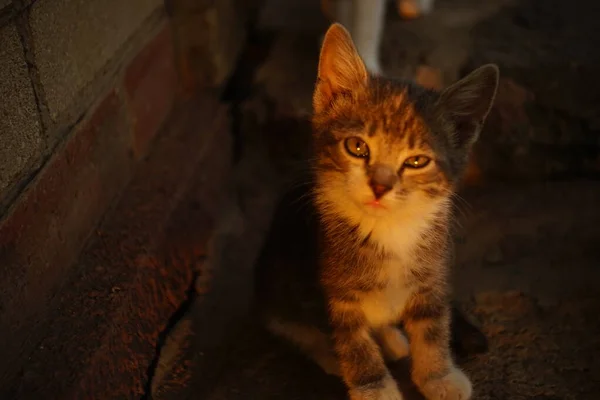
[368,164,397,199]
[370,183,391,199]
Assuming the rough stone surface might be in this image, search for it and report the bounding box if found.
[152,129,600,400]
[462,0,600,179]
[124,23,178,159]
[0,95,231,399]
[30,0,163,121]
[0,23,43,204]
[0,89,134,391]
[170,0,245,91]
[0,0,11,10]
[151,96,285,400]
[150,0,600,398]
[453,182,600,399]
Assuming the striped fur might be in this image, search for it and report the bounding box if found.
[255,24,498,400]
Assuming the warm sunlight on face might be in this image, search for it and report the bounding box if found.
[338,131,448,215]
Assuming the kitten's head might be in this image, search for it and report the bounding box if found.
[311,23,498,226]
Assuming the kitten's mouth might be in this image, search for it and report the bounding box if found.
[365,199,386,209]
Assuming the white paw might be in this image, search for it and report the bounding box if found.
[350,375,404,400]
[420,367,472,400]
[376,326,410,361]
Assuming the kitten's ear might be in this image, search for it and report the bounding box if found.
[313,23,368,114]
[437,64,499,148]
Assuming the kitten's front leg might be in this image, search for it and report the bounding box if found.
[403,294,472,400]
[329,299,403,400]
[374,325,410,362]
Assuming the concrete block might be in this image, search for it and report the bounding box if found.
[0,23,43,203]
[30,0,163,121]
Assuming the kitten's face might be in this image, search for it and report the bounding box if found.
[316,87,451,217]
[312,24,498,224]
[313,84,452,222]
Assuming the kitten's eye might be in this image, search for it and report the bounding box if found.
[344,137,369,158]
[404,155,431,169]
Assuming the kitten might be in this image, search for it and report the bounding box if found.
[319,0,490,352]
[255,23,498,400]
[321,0,436,75]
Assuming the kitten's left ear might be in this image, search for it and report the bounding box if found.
[313,23,369,114]
[437,64,499,148]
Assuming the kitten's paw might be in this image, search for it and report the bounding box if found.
[350,375,404,400]
[375,326,410,362]
[419,367,472,400]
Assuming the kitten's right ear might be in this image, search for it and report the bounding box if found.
[437,64,499,149]
[313,23,368,114]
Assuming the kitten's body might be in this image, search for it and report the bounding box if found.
[255,175,446,364]
[255,24,498,400]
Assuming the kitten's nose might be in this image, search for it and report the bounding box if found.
[370,183,391,199]
[369,164,397,199]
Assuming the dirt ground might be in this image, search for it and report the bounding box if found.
[149,0,600,399]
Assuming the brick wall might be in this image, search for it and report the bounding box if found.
[0,0,245,395]
[0,0,178,384]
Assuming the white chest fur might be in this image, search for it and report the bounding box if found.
[354,200,446,327]
[320,188,449,327]
[359,259,415,327]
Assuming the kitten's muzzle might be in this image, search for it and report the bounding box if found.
[368,164,397,199]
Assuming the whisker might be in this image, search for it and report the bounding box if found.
[290,190,316,210]
[451,192,472,218]
[449,192,473,231]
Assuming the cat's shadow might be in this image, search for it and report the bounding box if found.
[200,318,425,400]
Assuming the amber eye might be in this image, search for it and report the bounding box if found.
[404,155,431,169]
[344,137,370,158]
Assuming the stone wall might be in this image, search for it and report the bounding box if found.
[0,0,177,389]
[1,0,168,210]
[0,0,245,396]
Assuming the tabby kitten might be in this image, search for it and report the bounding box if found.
[255,24,498,400]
